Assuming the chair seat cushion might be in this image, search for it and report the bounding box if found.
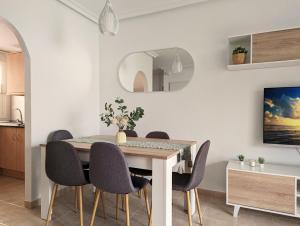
[83,169,90,183]
[131,175,149,191]
[81,160,90,169]
[129,167,152,176]
[172,173,191,192]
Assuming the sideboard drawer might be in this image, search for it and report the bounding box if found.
[228,170,295,214]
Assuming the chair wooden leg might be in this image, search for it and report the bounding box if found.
[143,187,151,220]
[125,194,130,226]
[45,184,58,226]
[186,191,193,226]
[138,190,142,198]
[78,186,84,226]
[115,194,119,220]
[100,191,106,218]
[89,189,100,226]
[194,189,203,225]
[148,203,152,226]
[74,186,78,211]
[122,195,125,211]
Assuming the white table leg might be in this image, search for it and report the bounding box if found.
[152,156,177,226]
[41,146,52,220]
[184,144,197,214]
[233,205,240,217]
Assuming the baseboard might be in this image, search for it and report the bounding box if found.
[197,188,226,198]
[24,199,40,209]
[0,168,24,180]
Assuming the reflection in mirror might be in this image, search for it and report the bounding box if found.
[119,48,194,92]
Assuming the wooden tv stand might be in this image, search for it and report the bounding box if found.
[226,160,300,218]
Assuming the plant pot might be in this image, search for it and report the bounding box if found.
[240,161,244,166]
[116,131,126,144]
[259,164,264,168]
[232,53,246,65]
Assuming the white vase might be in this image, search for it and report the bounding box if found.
[240,161,244,166]
[116,131,126,144]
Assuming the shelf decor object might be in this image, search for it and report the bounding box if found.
[228,27,300,70]
[232,46,248,65]
[98,0,119,35]
[226,160,300,218]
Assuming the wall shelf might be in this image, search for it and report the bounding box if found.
[228,28,300,70]
[227,59,300,71]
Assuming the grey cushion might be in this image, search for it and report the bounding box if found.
[47,130,90,170]
[46,141,89,186]
[146,131,170,140]
[131,176,149,191]
[172,140,210,192]
[90,142,149,194]
[172,173,191,191]
[124,130,138,137]
[129,168,152,176]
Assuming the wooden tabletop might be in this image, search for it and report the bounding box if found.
[41,135,197,160]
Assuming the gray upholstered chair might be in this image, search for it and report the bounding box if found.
[45,141,90,226]
[124,130,138,138]
[130,131,170,177]
[89,142,151,226]
[146,131,170,140]
[47,130,89,169]
[148,140,210,226]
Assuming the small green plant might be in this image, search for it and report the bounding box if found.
[238,154,245,162]
[233,46,248,55]
[100,97,144,131]
[258,157,265,164]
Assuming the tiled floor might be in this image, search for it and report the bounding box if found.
[0,175,299,226]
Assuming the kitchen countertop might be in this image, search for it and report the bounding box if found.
[0,122,25,128]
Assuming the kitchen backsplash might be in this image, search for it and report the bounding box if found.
[11,95,24,121]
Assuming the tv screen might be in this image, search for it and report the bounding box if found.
[264,87,300,145]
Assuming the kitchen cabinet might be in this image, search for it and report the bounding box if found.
[6,52,25,95]
[0,127,25,178]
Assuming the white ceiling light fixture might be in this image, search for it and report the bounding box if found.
[172,52,183,74]
[99,0,119,36]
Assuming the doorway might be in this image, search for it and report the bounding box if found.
[0,17,31,208]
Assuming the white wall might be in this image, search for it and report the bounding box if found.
[0,0,99,201]
[99,0,300,192]
[119,52,153,92]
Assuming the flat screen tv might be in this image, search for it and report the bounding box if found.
[264,87,300,146]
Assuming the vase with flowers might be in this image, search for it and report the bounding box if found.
[100,97,144,144]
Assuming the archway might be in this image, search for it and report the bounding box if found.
[133,71,148,92]
[0,17,31,207]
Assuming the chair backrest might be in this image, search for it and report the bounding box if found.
[146,131,170,140]
[186,140,210,190]
[46,141,87,186]
[124,130,138,138]
[48,130,73,143]
[90,142,135,194]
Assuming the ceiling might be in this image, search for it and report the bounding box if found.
[0,21,21,53]
[57,0,208,21]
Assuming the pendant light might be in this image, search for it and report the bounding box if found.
[99,0,119,36]
[172,52,183,74]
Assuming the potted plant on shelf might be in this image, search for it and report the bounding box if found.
[258,157,265,168]
[232,46,248,65]
[238,154,245,165]
[100,97,144,144]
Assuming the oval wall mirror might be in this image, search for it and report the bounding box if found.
[119,47,194,92]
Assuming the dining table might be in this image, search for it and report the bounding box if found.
[40,135,198,226]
